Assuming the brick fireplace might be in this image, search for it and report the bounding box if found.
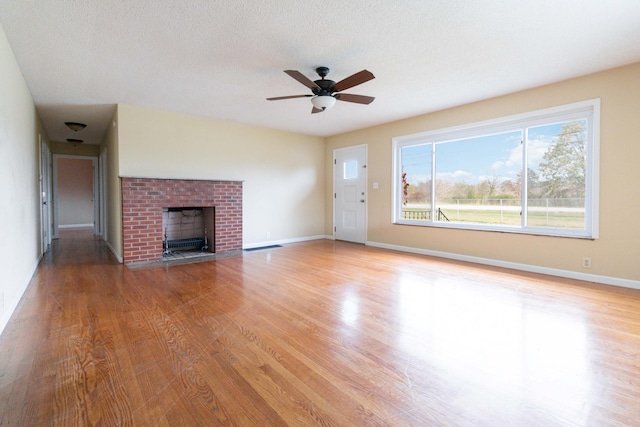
[121,177,243,265]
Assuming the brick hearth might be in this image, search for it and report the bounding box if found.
[121,177,242,264]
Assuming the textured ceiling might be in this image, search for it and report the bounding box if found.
[2,1,640,144]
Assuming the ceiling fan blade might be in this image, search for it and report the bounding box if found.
[311,106,323,114]
[284,70,321,90]
[266,94,313,101]
[336,93,375,104]
[331,70,375,92]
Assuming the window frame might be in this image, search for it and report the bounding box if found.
[392,99,600,239]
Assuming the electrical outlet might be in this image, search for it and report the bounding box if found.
[582,257,592,268]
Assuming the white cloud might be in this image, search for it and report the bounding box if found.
[406,173,430,184]
[492,160,504,170]
[507,145,522,167]
[527,138,551,169]
[436,170,473,182]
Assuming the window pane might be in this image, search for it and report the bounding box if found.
[344,160,357,180]
[435,131,523,225]
[393,100,597,238]
[526,120,587,229]
[401,143,432,221]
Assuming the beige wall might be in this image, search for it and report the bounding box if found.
[116,104,325,247]
[50,141,100,156]
[102,109,122,259]
[56,157,94,226]
[0,22,45,329]
[326,62,640,282]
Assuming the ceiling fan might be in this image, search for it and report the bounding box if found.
[267,67,375,114]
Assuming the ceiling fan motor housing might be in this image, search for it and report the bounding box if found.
[312,79,336,96]
[313,67,335,96]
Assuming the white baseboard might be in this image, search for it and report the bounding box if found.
[59,224,93,229]
[366,240,640,291]
[0,254,42,337]
[244,235,327,250]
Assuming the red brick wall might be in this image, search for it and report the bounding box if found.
[121,178,242,264]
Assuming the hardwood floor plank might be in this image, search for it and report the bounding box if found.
[1,230,640,425]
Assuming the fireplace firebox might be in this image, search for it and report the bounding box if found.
[161,207,214,255]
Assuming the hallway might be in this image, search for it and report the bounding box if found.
[1,230,639,426]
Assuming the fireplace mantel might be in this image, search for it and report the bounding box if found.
[121,177,243,265]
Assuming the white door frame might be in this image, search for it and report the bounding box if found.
[92,155,99,235]
[52,154,99,238]
[333,144,368,243]
[39,135,52,254]
[98,147,108,239]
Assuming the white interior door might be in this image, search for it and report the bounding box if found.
[334,145,367,243]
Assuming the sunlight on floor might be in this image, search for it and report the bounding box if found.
[396,272,590,423]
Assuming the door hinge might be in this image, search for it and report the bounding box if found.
[334,226,336,232]
[334,193,336,198]
[334,159,336,164]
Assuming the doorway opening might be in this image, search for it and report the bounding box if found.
[52,155,98,238]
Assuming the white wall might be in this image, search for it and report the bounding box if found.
[0,23,44,333]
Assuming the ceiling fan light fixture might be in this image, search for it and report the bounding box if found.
[311,95,336,111]
[65,121,87,132]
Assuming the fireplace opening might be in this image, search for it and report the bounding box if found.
[162,207,215,259]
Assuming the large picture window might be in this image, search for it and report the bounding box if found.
[393,99,599,238]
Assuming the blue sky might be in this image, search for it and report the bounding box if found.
[402,122,572,185]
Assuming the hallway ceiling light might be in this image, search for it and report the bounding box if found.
[64,122,87,132]
[66,138,83,144]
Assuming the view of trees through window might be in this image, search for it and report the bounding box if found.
[399,118,589,231]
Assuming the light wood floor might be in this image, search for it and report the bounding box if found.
[1,230,639,426]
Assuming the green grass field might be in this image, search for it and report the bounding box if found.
[402,208,585,229]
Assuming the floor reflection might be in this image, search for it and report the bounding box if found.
[397,271,590,422]
[340,288,361,328]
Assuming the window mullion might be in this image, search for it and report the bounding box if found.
[396,143,403,221]
[521,129,528,227]
[431,142,436,222]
